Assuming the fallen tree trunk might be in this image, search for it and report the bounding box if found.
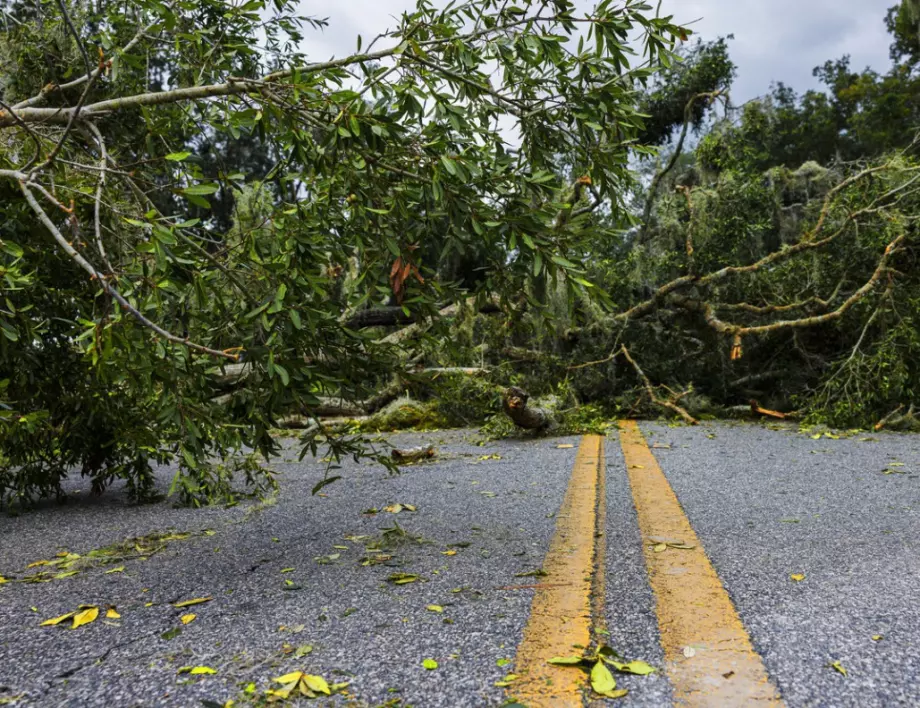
[501,386,552,431]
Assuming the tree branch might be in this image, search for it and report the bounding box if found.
[20,181,239,361]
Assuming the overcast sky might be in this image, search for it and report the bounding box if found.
[298,0,898,103]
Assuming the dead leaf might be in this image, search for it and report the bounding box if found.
[72,607,99,629]
[387,573,420,585]
[426,605,444,613]
[830,661,847,677]
[180,613,196,624]
[105,607,121,619]
[178,666,216,675]
[104,566,125,574]
[41,611,76,627]
[652,543,668,553]
[683,646,696,658]
[172,596,213,608]
[872,634,883,641]
[790,573,805,582]
[591,660,619,697]
[441,550,457,556]
[556,444,575,449]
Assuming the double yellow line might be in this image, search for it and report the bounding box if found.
[510,422,783,707]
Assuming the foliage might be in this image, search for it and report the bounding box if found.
[0,0,689,505]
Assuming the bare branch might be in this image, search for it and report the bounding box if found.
[619,345,698,424]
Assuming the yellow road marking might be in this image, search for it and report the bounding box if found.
[511,435,605,707]
[618,420,784,707]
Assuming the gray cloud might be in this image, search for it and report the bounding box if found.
[297,0,898,102]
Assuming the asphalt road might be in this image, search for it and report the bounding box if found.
[0,422,917,707]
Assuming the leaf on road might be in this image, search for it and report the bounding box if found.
[605,659,656,675]
[494,673,519,687]
[514,569,548,578]
[441,550,457,556]
[293,644,313,658]
[590,660,618,696]
[547,656,586,666]
[830,661,847,677]
[790,573,806,582]
[41,612,76,626]
[178,665,216,675]
[105,607,121,619]
[72,607,99,629]
[180,614,196,624]
[556,444,575,449]
[104,566,125,574]
[426,605,444,613]
[496,658,511,667]
[172,596,212,608]
[281,567,295,573]
[683,646,696,658]
[387,573,420,585]
[302,674,331,695]
[652,543,668,553]
[872,634,884,641]
[161,627,182,640]
[667,543,696,550]
[423,658,438,670]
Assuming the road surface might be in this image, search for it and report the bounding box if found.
[0,421,918,707]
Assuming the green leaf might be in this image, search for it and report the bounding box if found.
[165,151,192,161]
[181,184,219,196]
[311,476,342,495]
[422,658,438,670]
[591,660,617,695]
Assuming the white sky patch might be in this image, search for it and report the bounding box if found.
[296,0,898,103]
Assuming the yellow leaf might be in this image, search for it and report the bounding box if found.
[172,596,212,608]
[441,550,457,556]
[180,613,196,624]
[0,576,7,584]
[27,560,50,568]
[872,634,884,641]
[556,444,575,449]
[190,666,216,675]
[302,675,331,695]
[830,661,847,677]
[72,606,99,629]
[266,682,298,699]
[652,543,668,553]
[790,573,805,582]
[273,671,304,684]
[106,607,121,619]
[104,566,125,574]
[144,602,153,607]
[590,660,617,695]
[41,611,76,626]
[426,605,444,613]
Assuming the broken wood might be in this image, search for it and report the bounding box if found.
[501,386,553,431]
[391,446,437,463]
[749,400,787,420]
[619,345,698,425]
